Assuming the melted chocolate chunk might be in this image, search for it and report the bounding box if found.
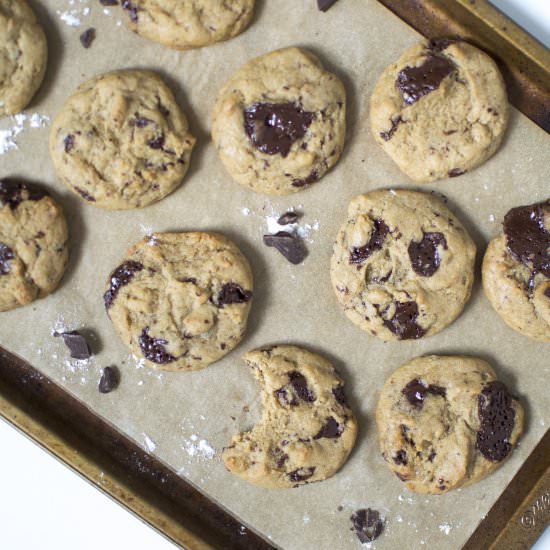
[104,260,144,308]
[380,116,404,141]
[288,371,315,402]
[476,381,516,462]
[55,330,92,360]
[148,134,165,149]
[243,102,314,157]
[217,283,252,306]
[503,202,550,283]
[448,168,465,178]
[332,385,347,406]
[397,54,455,105]
[408,232,447,277]
[139,328,176,364]
[318,0,339,11]
[0,242,15,275]
[277,211,300,225]
[263,231,307,264]
[0,179,47,210]
[288,467,315,482]
[380,301,426,339]
[80,28,96,48]
[64,134,75,153]
[349,219,390,264]
[99,366,120,393]
[314,417,343,439]
[393,449,407,465]
[351,508,384,544]
[402,378,446,408]
[122,0,139,22]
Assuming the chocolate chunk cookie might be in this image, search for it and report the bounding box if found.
[212,47,346,195]
[0,0,47,116]
[483,200,550,341]
[122,0,255,50]
[104,232,253,371]
[49,70,196,209]
[330,189,476,340]
[0,179,68,312]
[376,355,524,494]
[223,345,357,488]
[370,39,508,182]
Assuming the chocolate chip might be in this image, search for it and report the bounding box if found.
[393,449,407,465]
[292,169,319,188]
[122,0,139,22]
[272,447,289,469]
[263,231,307,265]
[217,283,252,306]
[476,381,516,462]
[318,0,338,11]
[139,328,176,364]
[55,330,92,360]
[428,450,437,462]
[402,378,446,408]
[349,219,389,264]
[314,417,343,439]
[243,102,314,157]
[100,0,118,5]
[99,366,120,393]
[104,260,144,308]
[288,371,315,402]
[380,301,426,339]
[79,28,96,48]
[277,211,300,225]
[0,242,15,275]
[397,54,455,105]
[332,385,347,406]
[400,424,415,446]
[74,187,96,202]
[182,277,197,284]
[448,168,465,178]
[380,116,404,141]
[64,134,75,153]
[350,508,384,544]
[0,179,47,210]
[288,466,315,482]
[408,232,447,277]
[148,134,165,149]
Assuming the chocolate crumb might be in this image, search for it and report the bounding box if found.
[55,330,92,360]
[277,211,300,225]
[99,366,120,393]
[79,28,96,49]
[350,508,384,543]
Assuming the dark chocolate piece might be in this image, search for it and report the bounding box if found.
[55,330,92,360]
[393,450,407,465]
[288,466,315,482]
[217,283,252,306]
[428,450,437,462]
[263,231,307,265]
[380,301,426,339]
[80,28,96,48]
[402,378,446,408]
[139,328,176,364]
[349,219,389,264]
[292,169,319,188]
[99,366,120,393]
[273,448,289,469]
[332,385,347,406]
[104,260,144,308]
[408,232,447,277]
[277,211,300,225]
[288,371,315,402]
[243,102,314,157]
[397,55,455,105]
[318,0,338,11]
[64,134,75,153]
[380,116,404,141]
[0,242,15,275]
[122,0,139,22]
[350,508,384,544]
[148,134,165,149]
[476,381,516,462]
[313,417,343,439]
[0,179,47,210]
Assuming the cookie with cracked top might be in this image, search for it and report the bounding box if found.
[49,70,196,210]
[122,0,255,50]
[483,199,550,341]
[222,345,357,488]
[104,232,253,371]
[0,179,68,312]
[330,189,475,341]
[376,355,524,494]
[370,39,508,182]
[212,47,346,195]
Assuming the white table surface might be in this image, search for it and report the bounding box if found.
[1,1,549,549]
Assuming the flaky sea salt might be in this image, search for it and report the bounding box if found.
[0,113,50,155]
[143,434,157,453]
[183,436,216,459]
[439,522,452,535]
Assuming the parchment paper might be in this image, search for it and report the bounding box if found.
[1,1,549,548]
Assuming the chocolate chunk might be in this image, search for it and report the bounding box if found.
[332,385,347,406]
[64,134,75,153]
[448,168,465,177]
[292,169,319,188]
[402,378,446,408]
[148,134,165,149]
[476,381,516,462]
[318,0,338,11]
[0,179,47,210]
[263,231,307,265]
[139,328,176,364]
[100,0,118,5]
[0,242,15,275]
[351,508,384,544]
[314,417,343,439]
[380,301,426,339]
[393,449,407,465]
[243,102,314,157]
[217,283,252,306]
[380,116,404,141]
[99,366,120,393]
[397,55,455,105]
[503,202,550,283]
[408,232,447,277]
[288,371,315,402]
[104,260,144,308]
[349,219,389,264]
[122,0,139,22]
[79,28,96,48]
[277,211,300,225]
[74,187,96,202]
[288,467,315,482]
[55,330,92,360]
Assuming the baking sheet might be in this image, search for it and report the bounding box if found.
[1,0,549,548]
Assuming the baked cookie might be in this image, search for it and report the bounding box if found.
[376,355,524,494]
[212,47,346,195]
[223,345,357,488]
[104,232,253,371]
[49,70,196,210]
[370,39,508,182]
[0,179,68,312]
[122,0,255,50]
[330,189,475,340]
[483,200,550,341]
[0,0,47,117]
